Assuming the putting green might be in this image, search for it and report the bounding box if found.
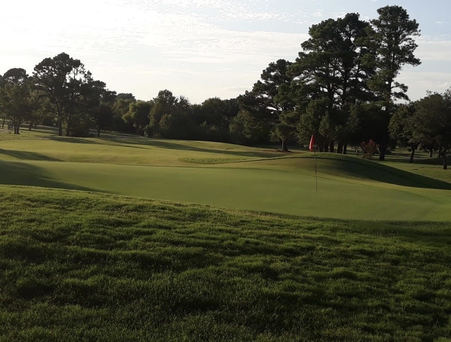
[0,127,450,221]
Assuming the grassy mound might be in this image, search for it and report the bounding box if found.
[1,186,450,341]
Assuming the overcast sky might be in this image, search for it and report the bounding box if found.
[2,0,451,103]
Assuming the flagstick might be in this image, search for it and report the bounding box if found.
[309,135,318,193]
[314,146,318,193]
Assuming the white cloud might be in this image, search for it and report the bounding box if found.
[399,71,451,99]
[1,0,450,103]
[1,0,307,102]
[416,38,451,62]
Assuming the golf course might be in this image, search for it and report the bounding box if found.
[0,127,450,340]
[3,1,451,340]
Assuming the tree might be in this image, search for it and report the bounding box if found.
[148,90,177,137]
[1,68,33,134]
[370,5,421,160]
[33,52,90,136]
[389,104,418,163]
[298,99,323,147]
[0,75,5,128]
[234,91,272,145]
[229,109,269,145]
[348,102,390,153]
[123,101,151,136]
[158,97,194,139]
[273,113,298,152]
[92,104,113,137]
[251,59,294,151]
[30,95,54,128]
[82,80,115,137]
[292,13,376,152]
[113,93,135,132]
[413,93,451,169]
[193,97,239,142]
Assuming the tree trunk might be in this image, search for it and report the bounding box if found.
[337,143,343,154]
[409,146,416,163]
[442,149,448,170]
[429,149,433,158]
[379,142,387,161]
[324,143,329,152]
[329,142,335,153]
[281,139,288,152]
[56,103,63,136]
[343,144,348,154]
[58,118,63,136]
[66,125,70,136]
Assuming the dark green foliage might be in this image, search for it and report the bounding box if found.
[248,59,295,150]
[369,6,421,160]
[146,95,241,141]
[370,6,421,102]
[229,109,271,145]
[389,104,418,162]
[192,97,239,142]
[0,186,450,341]
[413,93,451,169]
[148,90,178,137]
[144,91,240,141]
[31,53,117,138]
[123,101,152,136]
[33,53,89,136]
[349,102,390,146]
[291,13,376,151]
[112,93,136,133]
[1,68,34,134]
[91,104,114,137]
[234,92,273,145]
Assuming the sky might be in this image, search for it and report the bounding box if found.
[1,0,451,103]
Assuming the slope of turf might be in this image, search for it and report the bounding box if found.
[0,186,450,341]
[0,128,450,221]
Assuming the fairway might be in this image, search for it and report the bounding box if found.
[0,127,450,221]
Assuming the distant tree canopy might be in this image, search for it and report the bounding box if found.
[1,5,447,167]
[0,68,33,134]
[237,6,421,156]
[413,93,451,169]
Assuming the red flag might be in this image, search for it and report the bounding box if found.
[309,135,315,151]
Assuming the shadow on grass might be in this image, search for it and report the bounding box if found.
[47,136,99,145]
[320,217,451,245]
[0,149,60,161]
[0,160,93,192]
[98,135,281,158]
[386,156,451,165]
[309,154,451,190]
[20,126,279,157]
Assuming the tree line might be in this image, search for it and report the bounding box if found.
[0,5,449,168]
[0,55,241,143]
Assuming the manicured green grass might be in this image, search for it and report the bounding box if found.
[0,127,450,221]
[0,186,450,341]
